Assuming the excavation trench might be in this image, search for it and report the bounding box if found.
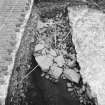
[5,1,98,105]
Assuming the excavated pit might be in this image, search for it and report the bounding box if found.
[5,1,99,105]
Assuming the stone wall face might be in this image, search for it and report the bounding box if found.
[68,4,105,105]
[0,0,31,104]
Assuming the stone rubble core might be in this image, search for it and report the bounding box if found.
[34,17,79,83]
[0,0,34,104]
[68,6,105,105]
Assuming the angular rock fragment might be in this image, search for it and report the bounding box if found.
[63,68,80,83]
[35,55,53,72]
[54,55,65,67]
[48,64,63,79]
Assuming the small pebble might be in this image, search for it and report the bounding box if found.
[41,73,45,77]
[66,82,72,87]
[67,88,73,92]
[45,75,49,79]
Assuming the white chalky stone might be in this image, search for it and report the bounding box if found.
[35,44,44,51]
[54,55,65,67]
[63,69,80,83]
[49,64,63,79]
[35,55,53,72]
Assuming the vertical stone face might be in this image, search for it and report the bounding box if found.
[0,0,30,104]
[69,5,105,105]
[0,0,28,64]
